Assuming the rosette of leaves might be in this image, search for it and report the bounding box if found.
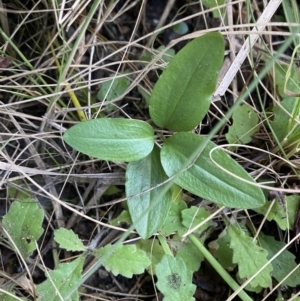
[63,32,265,240]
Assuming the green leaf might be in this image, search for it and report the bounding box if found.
[159,199,187,237]
[259,233,300,287]
[160,132,265,209]
[174,238,204,273]
[110,210,132,226]
[54,228,86,252]
[155,255,196,301]
[255,195,300,230]
[202,0,225,18]
[208,229,236,271]
[95,244,151,278]
[138,86,151,107]
[2,200,44,258]
[270,97,295,142]
[8,180,31,201]
[149,32,224,132]
[140,47,175,64]
[181,206,211,234]
[172,22,189,35]
[273,63,300,99]
[63,118,155,162]
[156,46,176,63]
[97,73,130,112]
[136,239,165,275]
[171,185,183,204]
[36,255,85,301]
[228,225,272,288]
[126,145,172,239]
[97,73,130,101]
[236,274,263,293]
[104,185,121,195]
[269,63,300,144]
[225,104,259,149]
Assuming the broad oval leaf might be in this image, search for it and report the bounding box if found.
[126,145,172,239]
[63,118,155,162]
[149,32,224,132]
[160,133,265,209]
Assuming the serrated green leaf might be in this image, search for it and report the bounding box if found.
[259,233,300,287]
[126,145,172,239]
[236,273,263,293]
[181,206,211,234]
[159,199,187,237]
[228,225,272,288]
[155,255,196,301]
[149,32,224,132]
[63,118,155,162]
[160,132,265,209]
[175,239,204,273]
[208,229,235,271]
[36,255,85,301]
[54,228,86,252]
[225,104,259,149]
[2,200,44,258]
[136,239,165,275]
[95,244,151,278]
[255,195,300,230]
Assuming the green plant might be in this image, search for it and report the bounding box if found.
[3,32,300,301]
[62,32,267,300]
[268,54,300,158]
[64,32,264,235]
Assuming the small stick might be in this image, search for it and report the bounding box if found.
[213,0,283,98]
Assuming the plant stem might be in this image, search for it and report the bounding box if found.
[188,234,253,301]
[157,234,173,256]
